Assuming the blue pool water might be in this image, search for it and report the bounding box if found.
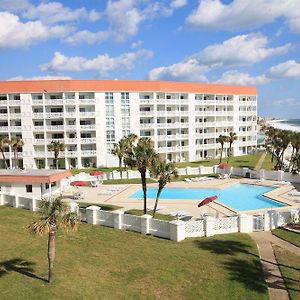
[130,184,286,211]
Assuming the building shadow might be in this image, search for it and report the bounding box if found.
[0,258,47,283]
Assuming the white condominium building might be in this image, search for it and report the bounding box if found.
[0,80,257,169]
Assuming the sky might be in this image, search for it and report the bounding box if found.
[0,0,300,119]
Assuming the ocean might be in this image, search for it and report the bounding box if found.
[280,119,300,129]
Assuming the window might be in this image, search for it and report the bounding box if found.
[26,185,32,193]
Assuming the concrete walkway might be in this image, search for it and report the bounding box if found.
[251,232,290,300]
[254,152,267,171]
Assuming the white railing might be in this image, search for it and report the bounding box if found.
[81,150,97,156]
[9,100,21,106]
[44,99,63,105]
[33,113,44,119]
[80,125,96,130]
[79,112,95,117]
[10,113,21,119]
[2,193,299,242]
[10,126,22,131]
[79,99,95,104]
[66,125,77,131]
[0,114,8,119]
[34,126,45,131]
[45,112,63,118]
[140,123,155,129]
[140,111,154,116]
[81,138,96,144]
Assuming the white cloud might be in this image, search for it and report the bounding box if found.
[24,2,100,24]
[131,40,143,49]
[0,0,31,12]
[195,33,290,67]
[65,0,186,45]
[7,75,72,81]
[0,12,72,49]
[148,59,208,82]
[186,0,300,33]
[274,98,300,106]
[41,49,153,76]
[170,0,187,9]
[215,71,268,85]
[267,60,300,79]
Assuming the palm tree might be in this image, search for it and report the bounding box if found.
[150,160,178,218]
[226,132,237,163]
[0,136,10,169]
[111,138,127,179]
[123,133,138,169]
[10,137,24,169]
[27,197,78,283]
[217,135,227,164]
[47,141,66,169]
[124,137,158,214]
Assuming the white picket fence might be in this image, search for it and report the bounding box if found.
[1,193,299,242]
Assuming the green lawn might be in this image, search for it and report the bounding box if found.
[125,209,174,221]
[70,167,119,175]
[273,246,300,300]
[175,153,264,170]
[78,202,122,211]
[103,178,156,185]
[272,228,300,248]
[261,153,276,170]
[0,206,268,300]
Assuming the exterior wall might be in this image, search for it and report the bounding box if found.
[0,85,257,169]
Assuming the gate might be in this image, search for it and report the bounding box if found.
[253,214,264,231]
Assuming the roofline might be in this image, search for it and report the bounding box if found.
[0,79,258,95]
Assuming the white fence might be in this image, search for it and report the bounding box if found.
[1,193,299,242]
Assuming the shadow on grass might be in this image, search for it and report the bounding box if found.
[0,258,47,283]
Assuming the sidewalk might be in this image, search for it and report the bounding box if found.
[251,232,290,300]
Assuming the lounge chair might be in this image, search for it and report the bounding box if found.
[184,178,192,183]
[288,190,300,196]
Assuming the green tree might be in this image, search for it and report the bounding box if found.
[124,137,158,214]
[226,132,237,163]
[47,141,66,169]
[0,136,10,169]
[111,138,127,179]
[150,160,178,218]
[217,135,227,164]
[10,136,24,169]
[27,198,78,283]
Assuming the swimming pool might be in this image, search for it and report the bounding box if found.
[130,184,286,211]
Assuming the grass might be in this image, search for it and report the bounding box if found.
[261,153,276,170]
[125,209,174,221]
[171,173,218,182]
[273,246,300,300]
[0,206,268,300]
[70,167,118,175]
[174,153,264,170]
[78,202,122,211]
[272,228,300,248]
[103,178,156,185]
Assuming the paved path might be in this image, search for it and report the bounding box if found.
[254,152,267,171]
[251,232,290,300]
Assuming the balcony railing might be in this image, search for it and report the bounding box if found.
[9,100,21,106]
[10,126,22,131]
[44,99,63,105]
[0,100,8,106]
[140,123,155,129]
[79,111,96,117]
[81,150,97,156]
[33,113,44,119]
[0,126,9,131]
[9,113,21,119]
[0,114,8,119]
[47,125,64,131]
[45,112,63,118]
[80,124,96,130]
[81,138,96,144]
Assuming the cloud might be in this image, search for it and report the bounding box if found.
[24,2,100,24]
[195,33,290,67]
[267,60,300,79]
[186,0,300,33]
[148,59,209,82]
[7,75,72,81]
[0,12,72,49]
[65,0,186,45]
[148,33,289,82]
[41,49,153,76]
[215,71,268,85]
[0,0,31,12]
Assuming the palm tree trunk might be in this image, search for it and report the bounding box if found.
[55,152,59,169]
[13,148,17,169]
[141,170,147,214]
[119,157,122,180]
[48,230,56,283]
[219,146,223,164]
[1,149,9,169]
[153,186,164,218]
[227,143,232,164]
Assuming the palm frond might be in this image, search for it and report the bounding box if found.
[60,212,79,232]
[27,217,51,235]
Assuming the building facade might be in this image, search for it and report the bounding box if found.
[0,80,257,169]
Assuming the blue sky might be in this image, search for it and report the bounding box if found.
[0,0,300,118]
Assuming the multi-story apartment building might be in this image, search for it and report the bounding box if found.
[0,80,257,169]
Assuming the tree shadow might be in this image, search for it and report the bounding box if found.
[0,258,47,283]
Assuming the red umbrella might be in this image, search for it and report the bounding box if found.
[90,170,104,176]
[218,164,231,170]
[71,181,88,186]
[198,195,218,207]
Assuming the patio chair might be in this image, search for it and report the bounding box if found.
[288,190,300,197]
[184,178,192,183]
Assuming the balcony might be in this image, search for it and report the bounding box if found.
[81,150,97,156]
[0,100,8,106]
[66,151,78,157]
[32,99,43,105]
[33,113,44,119]
[81,138,96,144]
[45,112,63,119]
[44,99,63,105]
[10,126,22,132]
[65,112,76,118]
[80,124,96,130]
[140,123,155,129]
[140,111,154,117]
[47,125,64,131]
[9,100,21,106]
[9,113,21,119]
[0,126,9,132]
[34,126,45,131]
[79,111,96,118]
[66,138,78,144]
[140,98,154,104]
[33,139,45,145]
[66,125,77,131]
[157,146,189,153]
[0,114,8,119]
[79,98,95,104]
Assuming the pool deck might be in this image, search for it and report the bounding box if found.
[63,178,300,218]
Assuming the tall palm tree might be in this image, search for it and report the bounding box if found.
[48,141,66,169]
[0,136,10,169]
[111,138,127,179]
[217,135,227,164]
[122,133,138,170]
[150,160,178,218]
[27,197,78,283]
[226,132,238,163]
[10,136,24,169]
[124,137,158,214]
